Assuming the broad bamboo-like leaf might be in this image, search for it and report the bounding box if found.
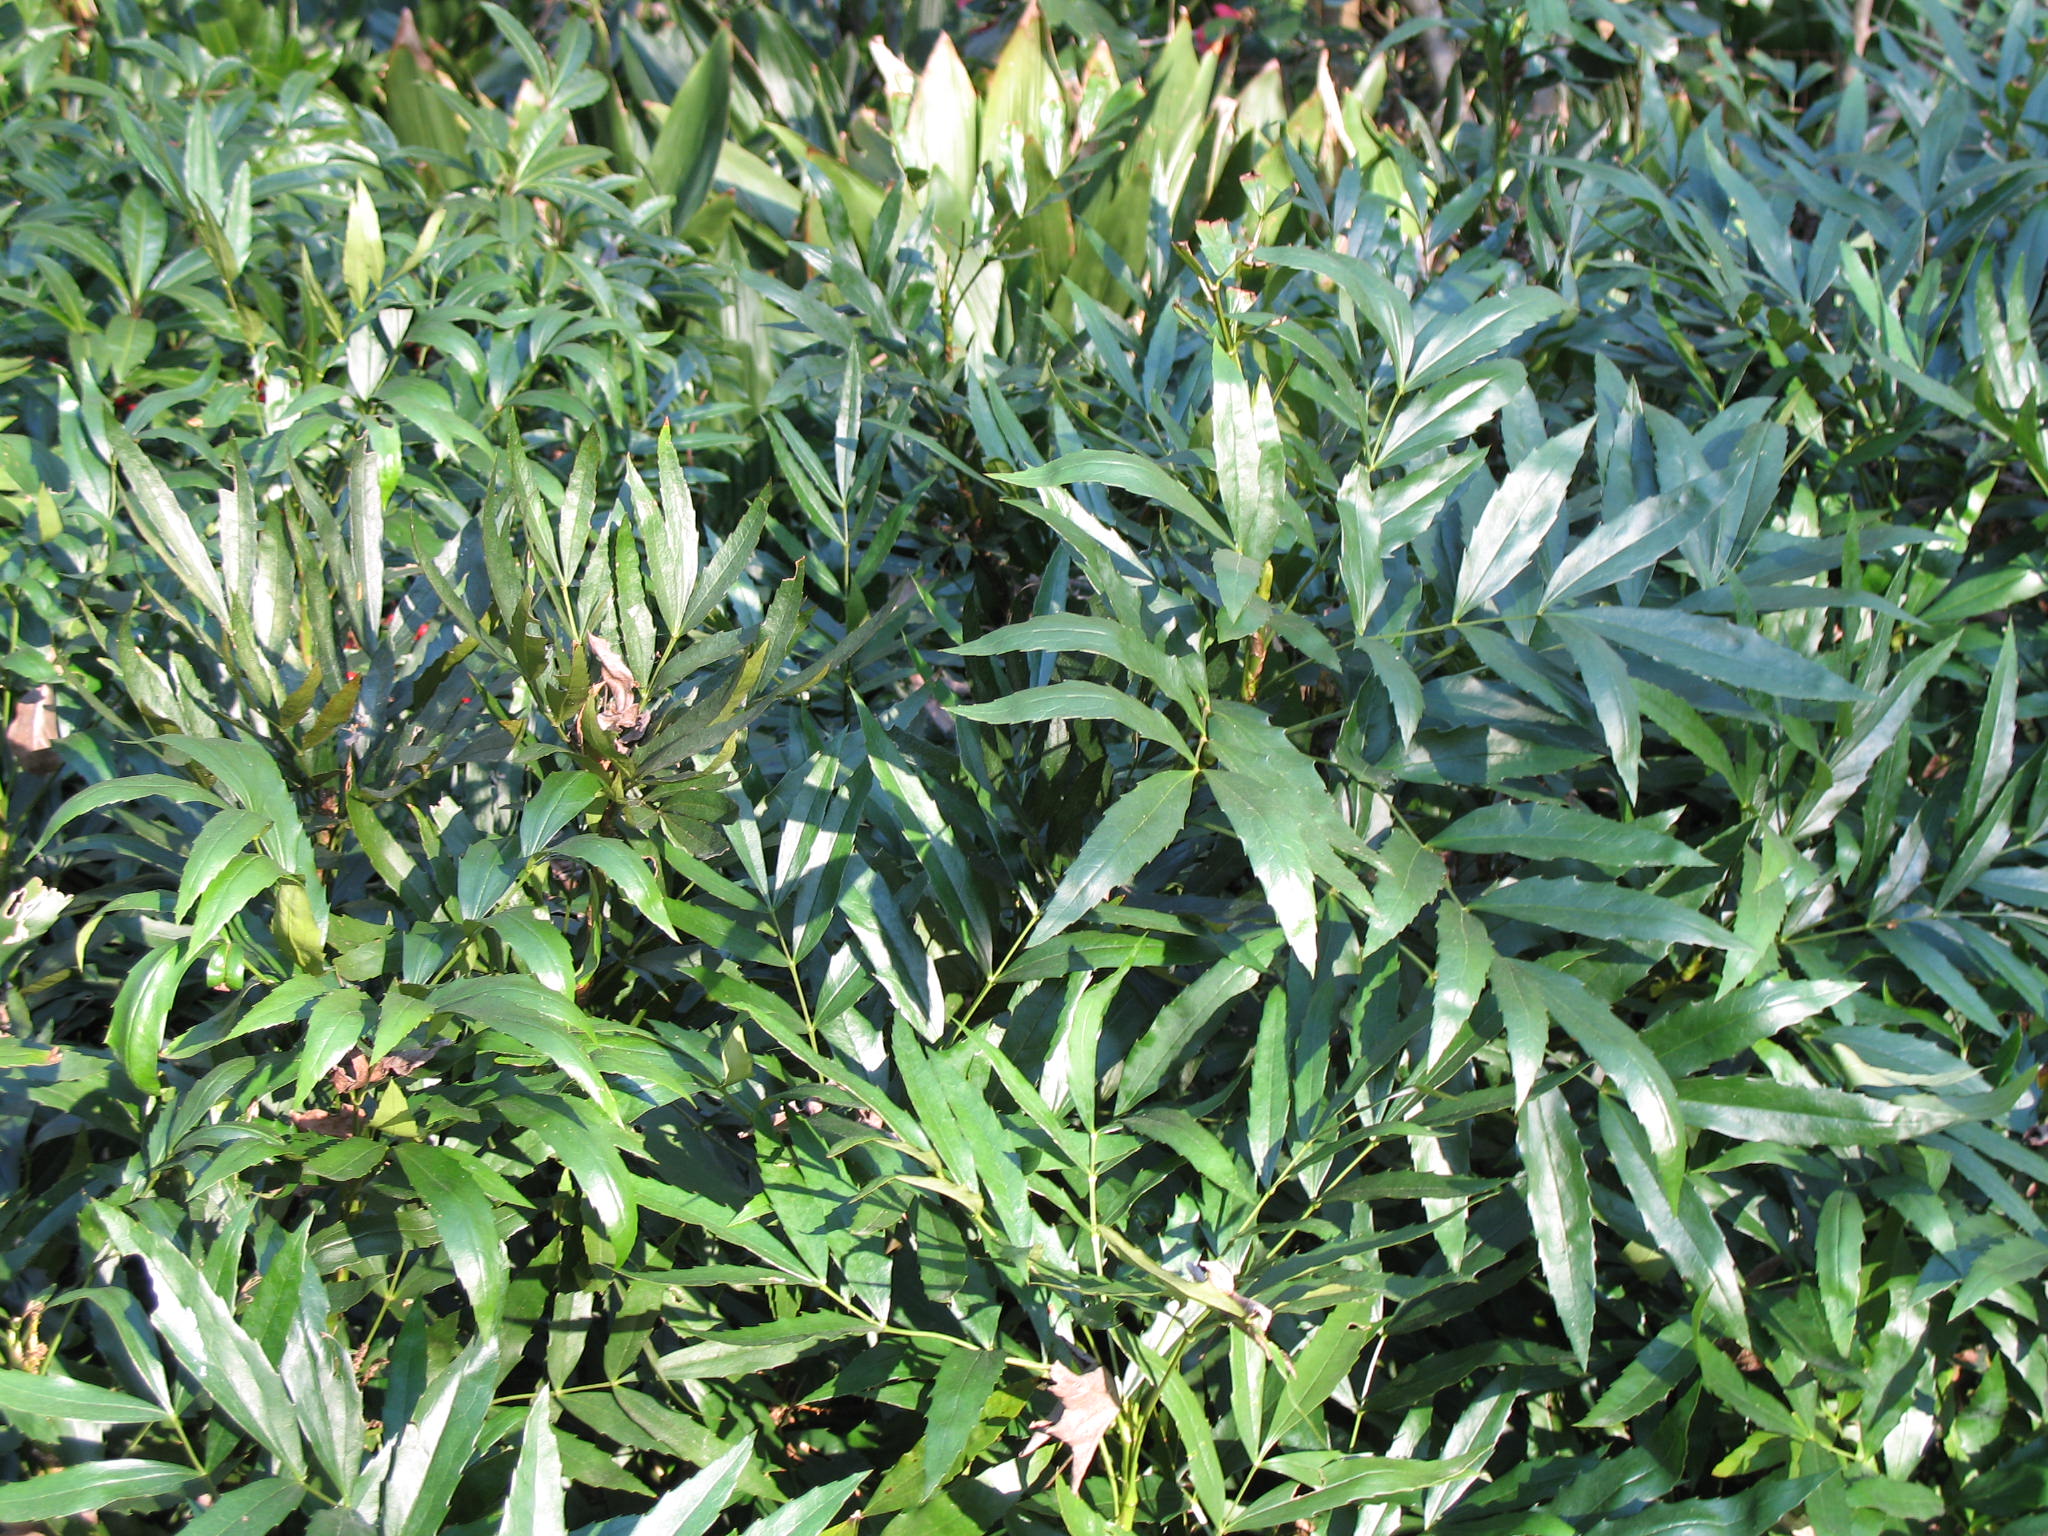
[951,681,1194,763]
[645,31,732,231]
[521,770,604,858]
[1551,608,1863,704]
[1433,803,1707,872]
[0,1461,200,1523]
[551,834,680,942]
[1507,960,1685,1201]
[343,179,383,307]
[1033,768,1195,944]
[1639,979,1859,1077]
[396,1142,510,1330]
[1599,1098,1746,1344]
[1454,419,1592,616]
[1409,288,1565,389]
[92,1205,306,1479]
[1252,244,1415,380]
[998,453,1227,546]
[377,1334,504,1536]
[1677,1078,1965,1145]
[1473,878,1732,951]
[499,1387,567,1536]
[1211,344,1291,580]
[1520,1086,1596,1367]
[496,1094,639,1255]
[181,1479,305,1536]
[731,1472,863,1536]
[108,424,230,628]
[841,859,946,1042]
[919,1348,1006,1500]
[0,1369,168,1425]
[1817,1189,1863,1358]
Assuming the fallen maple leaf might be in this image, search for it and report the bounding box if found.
[1021,1360,1119,1490]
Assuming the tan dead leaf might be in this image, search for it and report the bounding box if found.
[1021,1360,1118,1490]
[373,1045,439,1079]
[386,10,468,92]
[585,634,649,746]
[391,6,435,71]
[329,1046,374,1094]
[7,686,59,773]
[288,1105,368,1138]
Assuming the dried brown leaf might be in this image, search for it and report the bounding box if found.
[288,1105,368,1138]
[374,1045,439,1079]
[586,634,649,746]
[7,686,58,773]
[329,1046,374,1094]
[1022,1360,1118,1490]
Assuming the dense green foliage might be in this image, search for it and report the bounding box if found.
[3,0,2047,1532]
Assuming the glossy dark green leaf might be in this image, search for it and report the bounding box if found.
[1520,1085,1596,1366]
[1433,803,1709,872]
[1691,1337,1806,1440]
[1553,608,1862,703]
[1541,491,1703,609]
[1410,288,1564,389]
[997,453,1227,546]
[1454,418,1592,616]
[1587,1475,1822,1535]
[521,770,603,858]
[1579,1322,1697,1429]
[1678,1078,1963,1145]
[732,1471,863,1536]
[380,1334,504,1536]
[1115,928,1283,1113]
[497,1095,639,1254]
[0,1368,166,1424]
[0,1460,198,1522]
[1211,343,1290,571]
[920,1349,1005,1500]
[499,1386,566,1536]
[1035,768,1195,942]
[93,1205,306,1479]
[647,30,732,229]
[181,1477,305,1536]
[1376,361,1521,465]
[953,612,1202,716]
[1252,244,1415,379]
[428,975,620,1122]
[396,1142,510,1330]
[552,833,680,942]
[1123,1108,1256,1203]
[1640,979,1859,1077]
[1817,1189,1862,1357]
[1599,1098,1745,1342]
[109,422,229,626]
[108,941,184,1096]
[951,682,1193,762]
[840,858,945,1042]
[1473,878,1732,951]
